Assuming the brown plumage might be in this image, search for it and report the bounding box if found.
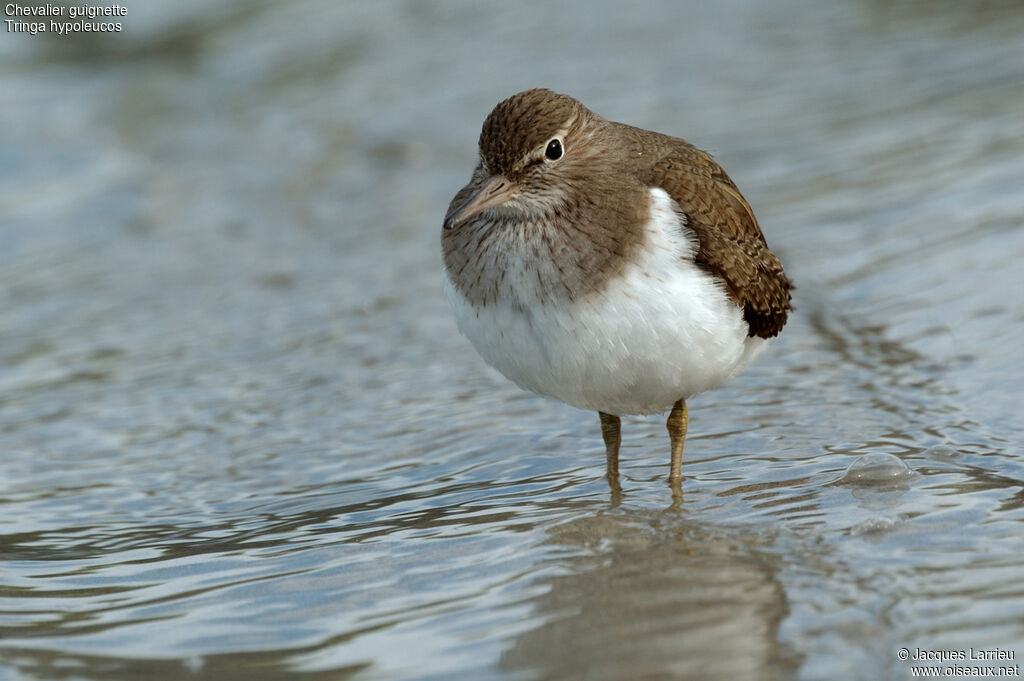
[616,123,794,338]
[443,90,650,308]
[443,88,793,339]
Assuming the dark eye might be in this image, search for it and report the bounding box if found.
[545,138,563,161]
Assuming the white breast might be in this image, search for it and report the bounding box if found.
[444,188,766,415]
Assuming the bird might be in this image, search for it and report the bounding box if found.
[441,88,792,493]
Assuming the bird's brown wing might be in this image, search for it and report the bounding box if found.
[622,127,793,338]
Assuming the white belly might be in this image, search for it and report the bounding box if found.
[444,188,766,415]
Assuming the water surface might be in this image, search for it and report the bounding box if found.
[2,1,1023,679]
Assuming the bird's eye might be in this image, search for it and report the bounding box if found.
[544,138,563,161]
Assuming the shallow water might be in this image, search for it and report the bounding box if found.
[2,1,1023,679]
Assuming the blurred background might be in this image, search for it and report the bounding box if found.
[2,1,1023,680]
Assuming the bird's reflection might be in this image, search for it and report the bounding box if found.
[497,509,798,680]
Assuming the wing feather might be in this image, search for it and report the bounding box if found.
[618,125,793,338]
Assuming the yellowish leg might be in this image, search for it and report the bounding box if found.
[667,399,689,486]
[599,411,622,492]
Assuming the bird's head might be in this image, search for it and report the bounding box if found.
[444,89,609,230]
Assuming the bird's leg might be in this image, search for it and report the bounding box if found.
[599,411,622,492]
[667,399,689,486]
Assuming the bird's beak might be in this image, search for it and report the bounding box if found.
[443,175,517,230]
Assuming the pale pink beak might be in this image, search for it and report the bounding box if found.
[443,175,517,230]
